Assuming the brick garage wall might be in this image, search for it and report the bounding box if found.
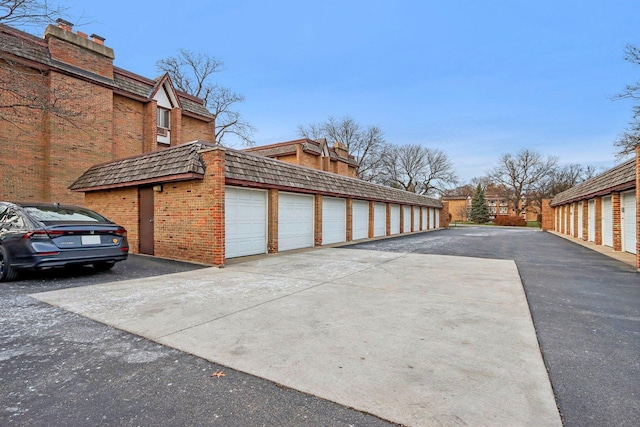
[440,202,451,228]
[153,179,215,264]
[84,187,139,254]
[112,94,145,159]
[0,62,47,202]
[540,200,554,231]
[612,193,622,251]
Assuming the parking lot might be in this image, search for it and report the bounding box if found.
[2,227,639,426]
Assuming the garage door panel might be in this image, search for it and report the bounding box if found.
[623,192,637,254]
[225,187,267,259]
[413,206,420,231]
[279,193,314,251]
[322,197,346,245]
[403,206,411,233]
[374,203,386,237]
[390,204,400,235]
[352,200,369,240]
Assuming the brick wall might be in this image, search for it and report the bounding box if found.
[181,115,214,144]
[0,62,47,202]
[612,193,622,251]
[46,71,114,204]
[113,94,145,158]
[540,200,553,231]
[314,195,323,246]
[594,197,602,245]
[267,189,278,253]
[84,187,139,254]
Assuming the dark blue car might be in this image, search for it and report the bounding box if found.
[0,202,128,281]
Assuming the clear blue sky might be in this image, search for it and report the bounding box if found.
[53,1,640,182]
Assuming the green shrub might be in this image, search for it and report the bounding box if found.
[493,215,527,227]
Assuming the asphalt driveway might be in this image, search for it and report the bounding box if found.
[348,227,640,427]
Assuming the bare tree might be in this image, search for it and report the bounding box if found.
[488,148,558,216]
[297,115,387,180]
[0,0,67,29]
[527,162,597,214]
[377,144,458,196]
[0,59,82,128]
[614,44,640,157]
[156,49,255,146]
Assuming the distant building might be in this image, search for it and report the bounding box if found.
[443,191,539,222]
[244,138,359,178]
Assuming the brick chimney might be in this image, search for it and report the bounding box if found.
[44,20,114,79]
[333,141,349,158]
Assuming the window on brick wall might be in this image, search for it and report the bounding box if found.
[157,108,170,135]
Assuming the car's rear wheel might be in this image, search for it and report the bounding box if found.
[93,261,116,272]
[0,246,19,282]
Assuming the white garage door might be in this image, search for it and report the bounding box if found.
[352,200,369,240]
[403,206,411,233]
[225,187,267,259]
[623,191,637,254]
[374,202,386,237]
[588,200,595,242]
[279,192,314,251]
[322,197,346,245]
[577,202,584,239]
[435,208,440,228]
[422,208,428,230]
[413,206,420,231]
[390,204,400,235]
[430,208,436,229]
[602,196,613,247]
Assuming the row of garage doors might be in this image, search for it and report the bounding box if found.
[225,186,439,259]
[561,191,636,254]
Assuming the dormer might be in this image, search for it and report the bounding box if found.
[151,74,181,145]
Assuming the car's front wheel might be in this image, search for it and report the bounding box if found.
[0,246,19,282]
[93,261,116,272]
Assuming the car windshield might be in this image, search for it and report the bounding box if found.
[23,206,108,223]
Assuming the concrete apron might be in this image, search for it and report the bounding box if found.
[32,248,561,427]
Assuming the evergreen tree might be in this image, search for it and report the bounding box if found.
[469,184,489,223]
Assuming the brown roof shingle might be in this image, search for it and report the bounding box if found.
[70,142,210,190]
[224,148,441,207]
[71,142,442,208]
[550,159,636,206]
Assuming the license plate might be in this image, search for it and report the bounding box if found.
[81,235,101,245]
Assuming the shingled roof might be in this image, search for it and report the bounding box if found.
[71,141,442,208]
[225,149,441,207]
[550,159,636,206]
[0,23,212,120]
[70,142,210,191]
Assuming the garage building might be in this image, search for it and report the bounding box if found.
[71,141,446,266]
[544,156,639,268]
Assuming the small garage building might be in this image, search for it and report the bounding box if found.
[544,155,640,269]
[71,141,446,266]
